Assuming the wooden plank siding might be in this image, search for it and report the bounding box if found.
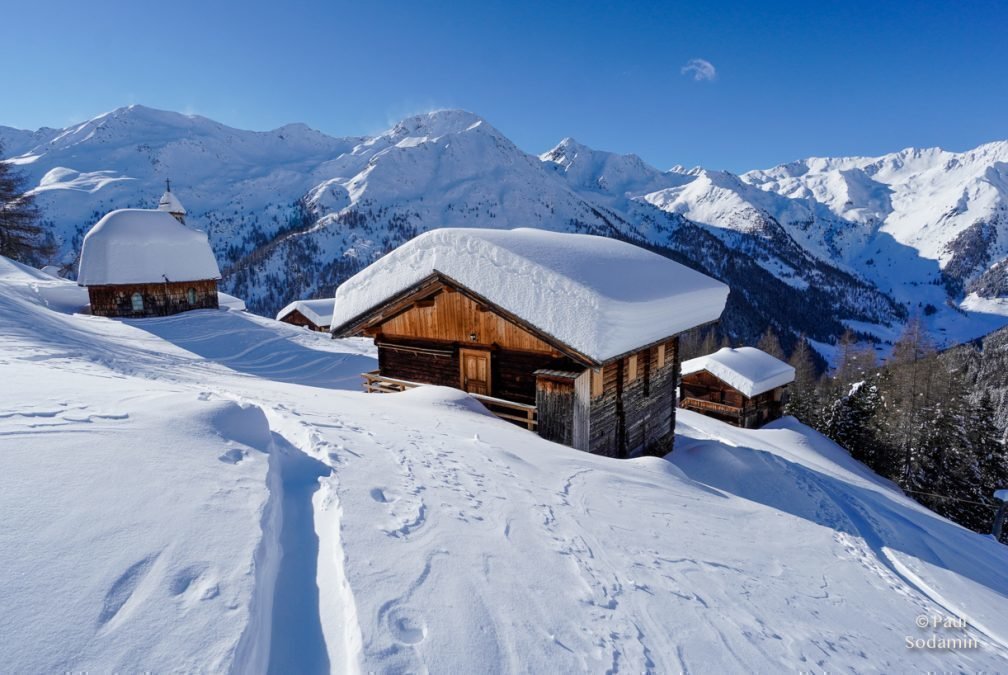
[278,309,328,332]
[378,286,558,354]
[679,370,786,428]
[586,337,678,458]
[87,279,218,318]
[376,337,581,406]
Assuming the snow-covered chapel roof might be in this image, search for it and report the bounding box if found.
[682,347,795,397]
[158,190,186,215]
[331,228,729,363]
[77,209,221,286]
[276,298,335,327]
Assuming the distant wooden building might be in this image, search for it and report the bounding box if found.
[680,347,794,428]
[276,298,335,332]
[331,228,729,457]
[77,187,222,318]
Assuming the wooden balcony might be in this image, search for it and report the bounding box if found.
[680,396,743,418]
[362,370,537,430]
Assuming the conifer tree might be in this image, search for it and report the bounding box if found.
[0,141,51,264]
[784,336,820,426]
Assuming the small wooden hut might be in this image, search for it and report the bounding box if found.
[679,347,794,428]
[330,228,729,457]
[276,298,335,332]
[77,189,222,318]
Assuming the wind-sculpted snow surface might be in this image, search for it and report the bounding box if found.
[1,258,1007,672]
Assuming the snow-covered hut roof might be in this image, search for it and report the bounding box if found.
[276,298,335,327]
[995,489,1008,502]
[158,190,186,215]
[330,228,729,364]
[681,347,795,398]
[77,209,221,286]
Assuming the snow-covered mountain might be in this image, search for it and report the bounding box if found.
[3,257,1007,672]
[4,105,1008,356]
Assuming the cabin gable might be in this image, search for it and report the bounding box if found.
[374,283,559,355]
[278,309,328,332]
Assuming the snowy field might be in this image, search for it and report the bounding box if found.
[2,256,1007,672]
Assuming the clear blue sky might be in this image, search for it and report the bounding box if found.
[2,0,1006,172]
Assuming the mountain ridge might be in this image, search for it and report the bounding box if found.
[4,104,1008,360]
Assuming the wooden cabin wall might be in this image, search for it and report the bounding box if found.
[279,310,326,332]
[377,338,459,387]
[536,377,576,446]
[681,373,787,429]
[680,371,745,407]
[88,279,218,318]
[494,349,582,405]
[587,337,678,458]
[378,338,582,405]
[378,289,556,354]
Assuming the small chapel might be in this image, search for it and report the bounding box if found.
[77,183,222,318]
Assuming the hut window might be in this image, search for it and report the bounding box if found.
[187,287,197,305]
[657,344,665,368]
[130,292,144,311]
[627,354,638,382]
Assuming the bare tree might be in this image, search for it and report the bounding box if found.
[757,325,786,360]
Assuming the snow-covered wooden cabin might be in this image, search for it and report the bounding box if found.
[77,189,222,318]
[276,298,336,332]
[680,347,795,428]
[330,228,729,457]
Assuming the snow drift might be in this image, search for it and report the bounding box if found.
[1,256,1006,672]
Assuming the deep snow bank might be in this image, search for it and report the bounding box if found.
[1,257,1007,672]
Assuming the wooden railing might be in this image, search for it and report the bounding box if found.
[680,397,742,417]
[362,371,537,430]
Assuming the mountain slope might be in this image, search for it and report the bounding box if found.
[4,106,1008,357]
[2,257,1007,671]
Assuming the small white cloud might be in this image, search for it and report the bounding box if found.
[681,58,717,82]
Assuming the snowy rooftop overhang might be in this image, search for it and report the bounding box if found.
[158,190,186,215]
[681,346,796,398]
[276,298,336,327]
[77,209,221,286]
[330,228,730,364]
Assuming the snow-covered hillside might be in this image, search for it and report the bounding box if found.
[4,105,1008,355]
[2,257,1007,672]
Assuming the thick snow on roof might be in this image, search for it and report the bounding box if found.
[682,346,795,397]
[276,298,335,326]
[331,228,729,363]
[77,209,221,286]
[158,190,186,215]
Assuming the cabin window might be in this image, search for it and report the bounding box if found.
[187,287,197,305]
[130,292,144,312]
[627,354,638,383]
[657,344,665,368]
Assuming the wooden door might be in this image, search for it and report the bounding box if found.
[459,348,492,396]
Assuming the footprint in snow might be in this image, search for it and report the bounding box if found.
[98,553,159,626]
[386,606,428,645]
[218,448,247,464]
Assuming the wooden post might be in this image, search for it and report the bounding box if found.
[994,492,1008,542]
